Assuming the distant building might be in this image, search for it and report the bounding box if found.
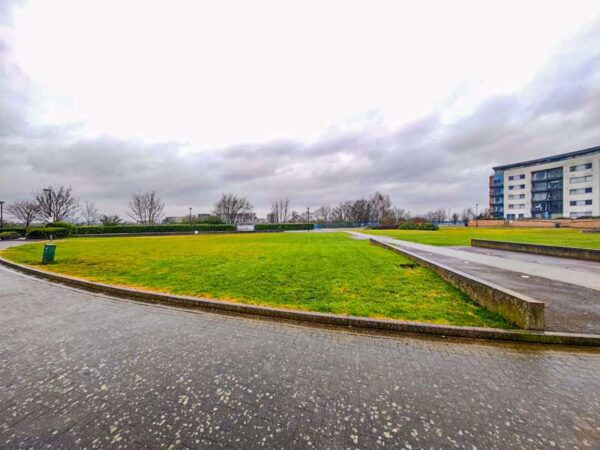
[489,145,600,220]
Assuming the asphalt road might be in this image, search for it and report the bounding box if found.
[0,266,599,449]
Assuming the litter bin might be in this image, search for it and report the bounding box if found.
[42,244,56,264]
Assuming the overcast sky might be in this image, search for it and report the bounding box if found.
[1,0,600,219]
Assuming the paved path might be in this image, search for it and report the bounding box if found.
[0,266,599,449]
[350,233,600,291]
[351,232,600,334]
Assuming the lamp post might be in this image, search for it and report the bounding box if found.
[0,201,4,231]
[43,188,53,223]
[306,206,310,232]
[475,203,479,228]
[189,207,192,225]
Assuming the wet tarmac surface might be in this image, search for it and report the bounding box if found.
[1,266,599,449]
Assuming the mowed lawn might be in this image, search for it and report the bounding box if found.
[364,227,600,248]
[1,233,511,328]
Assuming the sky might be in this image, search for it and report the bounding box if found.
[1,0,600,219]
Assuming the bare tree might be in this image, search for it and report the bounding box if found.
[331,201,352,222]
[6,200,39,228]
[212,194,253,224]
[100,214,123,226]
[82,201,99,225]
[269,198,289,223]
[461,208,474,226]
[393,208,410,221]
[348,198,372,223]
[34,185,79,223]
[289,211,301,223]
[313,206,333,223]
[451,212,460,224]
[424,208,448,223]
[370,192,392,223]
[127,191,165,224]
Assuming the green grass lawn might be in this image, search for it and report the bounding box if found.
[0,233,511,328]
[364,227,600,248]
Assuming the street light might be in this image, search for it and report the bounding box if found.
[0,201,4,231]
[42,188,53,223]
[475,203,479,228]
[189,207,192,225]
[306,206,310,232]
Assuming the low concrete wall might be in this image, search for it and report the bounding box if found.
[370,239,545,330]
[472,239,600,262]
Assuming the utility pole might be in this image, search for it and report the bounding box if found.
[189,207,193,225]
[306,206,310,231]
[475,203,479,228]
[0,201,4,231]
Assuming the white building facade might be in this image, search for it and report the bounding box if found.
[489,146,600,220]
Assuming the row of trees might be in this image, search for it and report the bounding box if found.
[5,186,166,228]
[5,186,490,228]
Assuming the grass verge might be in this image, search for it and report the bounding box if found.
[363,227,600,248]
[0,233,513,328]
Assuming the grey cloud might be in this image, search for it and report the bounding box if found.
[1,17,600,218]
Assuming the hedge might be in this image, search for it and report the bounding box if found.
[0,231,21,240]
[1,227,27,237]
[73,224,236,235]
[397,221,439,231]
[46,221,75,229]
[26,227,71,239]
[255,223,314,231]
[316,222,359,229]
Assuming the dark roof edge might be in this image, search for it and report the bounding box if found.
[493,145,600,171]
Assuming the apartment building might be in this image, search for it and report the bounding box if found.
[489,145,600,219]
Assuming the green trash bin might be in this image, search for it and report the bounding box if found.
[42,244,56,264]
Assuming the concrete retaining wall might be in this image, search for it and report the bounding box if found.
[472,239,600,262]
[370,239,545,330]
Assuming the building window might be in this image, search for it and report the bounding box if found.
[508,174,525,181]
[508,194,525,200]
[508,184,525,190]
[570,175,593,184]
[509,204,526,209]
[570,187,593,195]
[570,163,592,172]
[570,200,593,206]
[570,211,592,218]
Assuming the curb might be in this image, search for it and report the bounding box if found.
[472,239,600,263]
[0,256,599,347]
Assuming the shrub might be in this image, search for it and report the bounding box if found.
[1,227,27,237]
[0,231,20,240]
[198,215,224,224]
[73,224,236,235]
[27,227,71,239]
[397,221,439,231]
[255,223,314,231]
[47,221,75,229]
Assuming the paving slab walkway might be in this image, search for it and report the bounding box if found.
[350,232,600,291]
[352,232,600,334]
[0,265,599,449]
